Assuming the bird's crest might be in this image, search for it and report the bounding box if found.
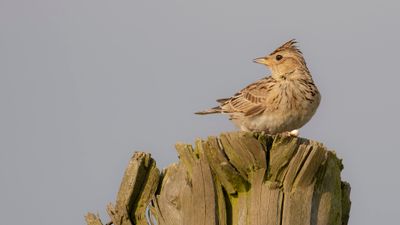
[270,39,302,55]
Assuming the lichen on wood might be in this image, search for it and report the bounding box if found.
[86,131,351,225]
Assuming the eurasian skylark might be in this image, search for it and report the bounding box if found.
[195,39,320,135]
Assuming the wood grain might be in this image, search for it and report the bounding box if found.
[86,131,351,225]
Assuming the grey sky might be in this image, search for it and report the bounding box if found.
[1,0,399,224]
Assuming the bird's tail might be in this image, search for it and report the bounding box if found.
[194,106,222,115]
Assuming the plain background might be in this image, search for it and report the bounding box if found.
[1,0,399,224]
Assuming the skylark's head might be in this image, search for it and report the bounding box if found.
[253,39,308,77]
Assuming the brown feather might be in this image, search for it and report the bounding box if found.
[194,106,222,115]
[216,98,230,103]
[244,105,265,117]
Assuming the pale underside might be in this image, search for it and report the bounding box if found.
[219,74,320,134]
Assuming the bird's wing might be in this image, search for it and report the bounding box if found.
[220,76,277,117]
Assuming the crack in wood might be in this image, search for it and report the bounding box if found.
[86,131,351,225]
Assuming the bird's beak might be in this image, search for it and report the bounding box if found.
[253,57,270,66]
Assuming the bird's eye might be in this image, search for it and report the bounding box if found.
[276,55,283,61]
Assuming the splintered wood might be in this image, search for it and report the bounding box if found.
[86,131,351,225]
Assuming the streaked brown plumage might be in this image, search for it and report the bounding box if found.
[195,39,320,134]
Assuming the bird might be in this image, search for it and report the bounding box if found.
[195,39,320,135]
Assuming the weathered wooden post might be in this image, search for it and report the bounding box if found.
[85,131,351,225]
